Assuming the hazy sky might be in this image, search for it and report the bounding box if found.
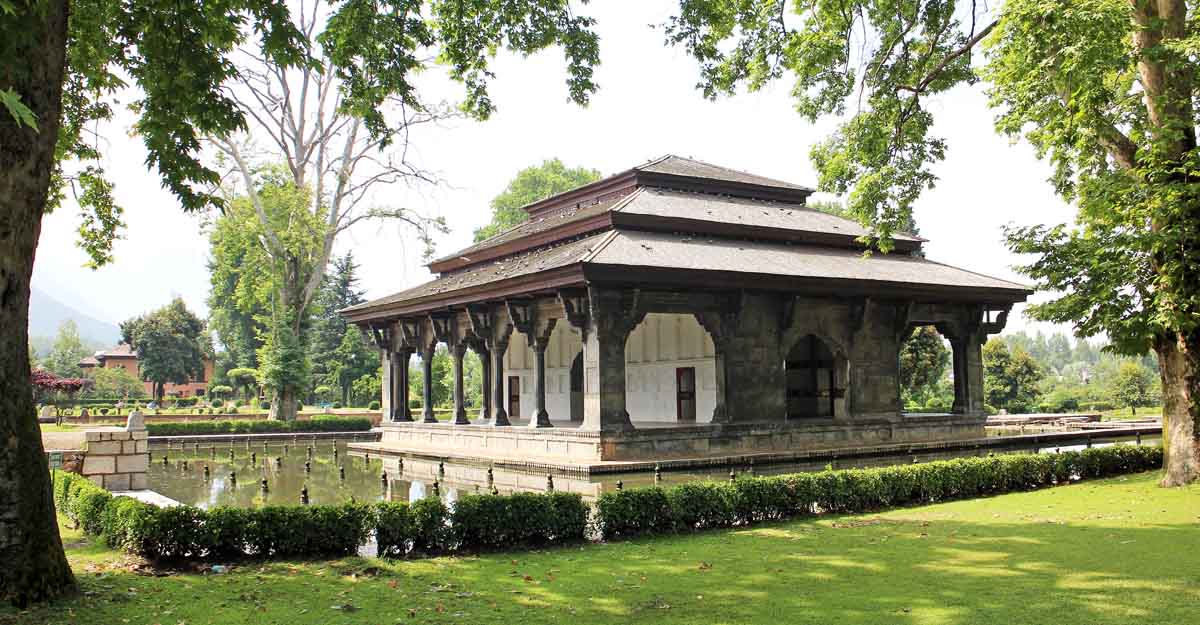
[32,2,1075,336]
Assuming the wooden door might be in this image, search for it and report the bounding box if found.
[508,376,521,418]
[676,367,696,422]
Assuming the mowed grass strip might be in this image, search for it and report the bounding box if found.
[3,471,1197,625]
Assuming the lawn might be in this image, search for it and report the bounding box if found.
[3,471,1197,625]
[1100,406,1163,421]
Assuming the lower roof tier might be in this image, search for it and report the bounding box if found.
[341,229,1031,322]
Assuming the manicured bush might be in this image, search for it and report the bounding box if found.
[449,491,588,550]
[592,445,1163,540]
[376,498,450,557]
[58,473,112,534]
[368,400,381,410]
[594,486,673,538]
[146,416,372,436]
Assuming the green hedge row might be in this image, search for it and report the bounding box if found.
[53,445,1161,562]
[146,416,372,436]
[594,445,1163,539]
[53,471,588,561]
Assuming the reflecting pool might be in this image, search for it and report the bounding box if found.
[146,434,1159,509]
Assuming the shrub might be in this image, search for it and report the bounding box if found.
[59,474,112,534]
[146,416,372,436]
[594,487,673,538]
[259,400,271,410]
[449,492,587,551]
[332,401,343,409]
[593,445,1163,540]
[210,398,223,408]
[368,400,381,410]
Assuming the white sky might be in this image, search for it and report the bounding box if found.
[32,2,1075,336]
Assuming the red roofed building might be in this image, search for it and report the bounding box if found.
[79,343,213,398]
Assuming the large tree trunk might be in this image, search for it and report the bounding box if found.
[1157,331,1200,486]
[268,386,299,421]
[0,0,76,606]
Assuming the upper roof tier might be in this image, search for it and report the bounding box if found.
[428,155,922,274]
[341,155,1029,322]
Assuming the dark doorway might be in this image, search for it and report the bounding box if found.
[508,376,521,419]
[785,335,840,418]
[676,367,697,422]
[569,352,584,421]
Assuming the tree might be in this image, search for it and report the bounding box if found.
[1114,361,1158,416]
[43,320,90,378]
[3,0,601,605]
[87,367,147,400]
[310,253,377,403]
[121,299,210,402]
[226,368,260,404]
[473,159,602,241]
[410,346,452,410]
[983,339,1043,414]
[665,1,1200,485]
[899,326,951,407]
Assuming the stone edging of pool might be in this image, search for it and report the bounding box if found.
[148,430,381,448]
[347,425,1162,478]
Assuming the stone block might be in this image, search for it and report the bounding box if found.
[85,431,103,442]
[131,430,148,440]
[111,431,131,441]
[85,440,122,455]
[130,473,147,490]
[116,454,148,474]
[122,441,137,454]
[134,440,147,453]
[87,475,104,487]
[81,455,115,475]
[103,473,130,491]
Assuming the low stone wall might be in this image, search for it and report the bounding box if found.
[376,414,987,464]
[598,415,986,461]
[82,427,149,490]
[379,423,605,462]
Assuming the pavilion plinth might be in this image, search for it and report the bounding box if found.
[368,412,987,465]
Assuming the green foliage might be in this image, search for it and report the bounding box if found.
[121,298,210,401]
[900,326,951,405]
[593,446,1163,540]
[1113,361,1158,413]
[145,416,371,436]
[85,367,147,400]
[410,346,452,408]
[472,159,602,242]
[207,385,234,399]
[983,339,1043,413]
[309,253,378,403]
[44,320,91,378]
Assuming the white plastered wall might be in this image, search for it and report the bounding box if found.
[503,313,717,423]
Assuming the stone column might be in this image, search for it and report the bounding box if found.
[380,348,395,420]
[530,336,552,428]
[491,335,511,426]
[392,348,412,422]
[695,311,734,423]
[476,346,491,422]
[580,288,640,432]
[450,343,470,425]
[421,346,437,423]
[948,330,986,416]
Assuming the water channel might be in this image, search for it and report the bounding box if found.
[146,433,1159,508]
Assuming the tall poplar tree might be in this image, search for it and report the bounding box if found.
[2,0,601,605]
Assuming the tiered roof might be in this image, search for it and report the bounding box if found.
[343,155,1028,321]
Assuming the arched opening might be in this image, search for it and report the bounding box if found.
[899,325,953,414]
[501,322,582,424]
[785,334,845,419]
[623,313,716,423]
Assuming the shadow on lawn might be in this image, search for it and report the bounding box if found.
[4,501,1198,624]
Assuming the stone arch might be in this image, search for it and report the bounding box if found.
[784,334,848,419]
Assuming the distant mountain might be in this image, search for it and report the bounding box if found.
[28,287,121,352]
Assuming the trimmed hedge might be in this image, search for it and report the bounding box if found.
[52,470,588,561]
[146,416,372,436]
[594,445,1163,539]
[52,445,1161,562]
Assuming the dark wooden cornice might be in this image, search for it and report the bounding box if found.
[580,264,1030,306]
[342,264,588,323]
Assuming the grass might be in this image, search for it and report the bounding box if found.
[1100,406,1163,421]
[4,471,1197,625]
